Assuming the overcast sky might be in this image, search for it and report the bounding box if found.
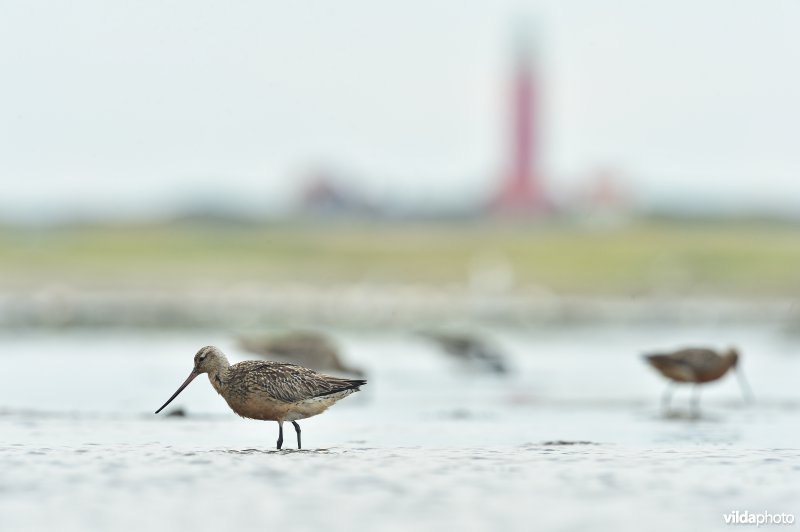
[1,0,799,221]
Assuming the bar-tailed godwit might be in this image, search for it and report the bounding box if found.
[155,346,366,449]
[420,330,508,374]
[238,330,364,377]
[643,347,753,414]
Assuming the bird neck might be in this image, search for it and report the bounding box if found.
[207,359,230,395]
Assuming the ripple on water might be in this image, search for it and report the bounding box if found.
[26,448,52,455]
[214,448,336,455]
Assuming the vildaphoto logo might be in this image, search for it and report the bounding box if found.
[723,511,795,526]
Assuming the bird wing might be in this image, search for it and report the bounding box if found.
[644,348,722,382]
[669,348,722,373]
[644,355,697,382]
[233,361,364,404]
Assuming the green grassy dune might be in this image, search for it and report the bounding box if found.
[1,220,799,296]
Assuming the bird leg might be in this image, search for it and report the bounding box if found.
[277,421,284,450]
[292,421,302,450]
[690,385,701,418]
[661,383,674,413]
[736,369,755,404]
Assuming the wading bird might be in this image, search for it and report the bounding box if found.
[419,330,509,375]
[155,346,366,449]
[644,347,753,415]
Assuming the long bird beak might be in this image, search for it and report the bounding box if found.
[155,370,200,414]
[736,367,755,404]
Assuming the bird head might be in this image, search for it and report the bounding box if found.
[155,345,229,414]
[193,345,228,374]
[724,347,740,368]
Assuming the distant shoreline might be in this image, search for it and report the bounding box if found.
[2,220,800,294]
[1,286,797,329]
[1,220,799,328]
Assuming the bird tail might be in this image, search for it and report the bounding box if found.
[643,353,673,370]
[343,378,367,391]
[315,378,367,398]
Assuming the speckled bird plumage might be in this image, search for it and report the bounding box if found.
[156,346,366,449]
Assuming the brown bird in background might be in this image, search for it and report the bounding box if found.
[644,347,753,415]
[419,330,509,375]
[238,330,364,377]
[156,346,366,449]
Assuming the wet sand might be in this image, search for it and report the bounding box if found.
[2,417,798,532]
[1,326,799,531]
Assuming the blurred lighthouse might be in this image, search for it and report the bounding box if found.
[491,29,549,216]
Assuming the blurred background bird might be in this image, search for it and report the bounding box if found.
[644,347,753,416]
[419,330,509,375]
[238,330,365,378]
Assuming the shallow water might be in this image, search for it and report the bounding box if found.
[2,325,799,531]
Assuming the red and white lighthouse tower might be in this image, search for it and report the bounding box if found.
[491,32,549,216]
